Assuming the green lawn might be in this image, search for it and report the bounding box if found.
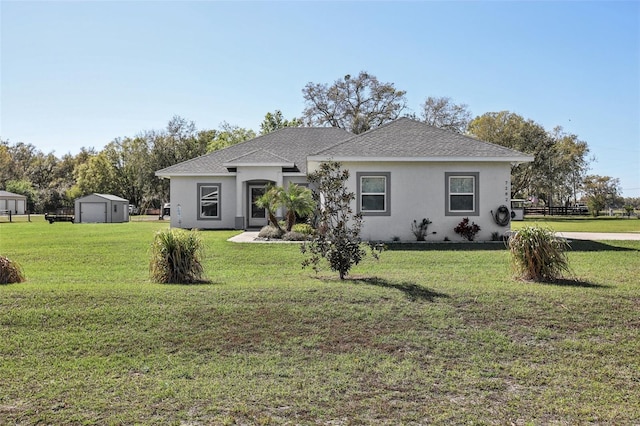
[1,220,639,424]
[512,216,640,233]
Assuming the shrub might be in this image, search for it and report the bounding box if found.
[411,218,432,241]
[292,223,314,235]
[0,255,25,284]
[454,218,481,241]
[508,226,571,282]
[623,205,634,218]
[258,225,284,239]
[282,231,307,241]
[149,229,205,284]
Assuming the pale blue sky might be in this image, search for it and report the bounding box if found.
[1,1,638,196]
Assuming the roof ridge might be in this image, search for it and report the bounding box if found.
[311,117,411,155]
[225,148,293,164]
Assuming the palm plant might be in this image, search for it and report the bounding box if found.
[254,184,283,232]
[279,182,316,231]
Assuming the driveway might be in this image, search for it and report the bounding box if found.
[555,232,640,241]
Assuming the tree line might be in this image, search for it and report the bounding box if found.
[1,71,635,215]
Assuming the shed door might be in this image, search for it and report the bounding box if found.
[81,202,107,223]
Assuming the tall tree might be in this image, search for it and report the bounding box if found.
[302,71,407,134]
[419,96,472,133]
[149,116,212,205]
[467,111,591,207]
[583,175,620,216]
[206,122,256,152]
[7,142,38,180]
[259,110,302,135]
[0,140,14,187]
[102,136,152,208]
[468,111,548,199]
[547,126,590,206]
[71,152,120,196]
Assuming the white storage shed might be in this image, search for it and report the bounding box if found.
[0,190,27,214]
[74,193,129,223]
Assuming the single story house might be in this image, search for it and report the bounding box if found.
[155,118,533,241]
[0,190,27,215]
[74,193,129,223]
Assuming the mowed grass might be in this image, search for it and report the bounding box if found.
[512,216,640,233]
[0,220,639,424]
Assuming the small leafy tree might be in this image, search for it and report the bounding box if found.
[508,226,571,282]
[454,218,481,241]
[301,161,380,279]
[150,229,205,283]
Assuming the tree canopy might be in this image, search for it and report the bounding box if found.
[302,71,407,134]
[467,111,590,206]
[2,72,628,213]
[259,110,302,135]
[419,96,472,134]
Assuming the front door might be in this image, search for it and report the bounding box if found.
[248,185,268,228]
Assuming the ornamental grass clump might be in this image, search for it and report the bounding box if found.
[150,229,205,284]
[0,255,25,284]
[508,226,571,282]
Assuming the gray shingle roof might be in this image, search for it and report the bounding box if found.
[312,117,532,160]
[224,149,294,166]
[156,126,352,176]
[156,118,532,177]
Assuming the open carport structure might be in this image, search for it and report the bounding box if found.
[74,193,129,223]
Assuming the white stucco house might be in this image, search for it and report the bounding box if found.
[155,118,533,241]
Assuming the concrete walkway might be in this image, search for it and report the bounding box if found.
[228,231,640,243]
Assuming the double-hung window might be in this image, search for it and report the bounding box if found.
[445,172,479,216]
[357,172,390,216]
[198,183,221,220]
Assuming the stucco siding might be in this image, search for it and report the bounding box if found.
[333,161,513,241]
[168,176,237,229]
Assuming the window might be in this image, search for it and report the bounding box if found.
[445,172,479,216]
[357,172,390,216]
[198,183,221,220]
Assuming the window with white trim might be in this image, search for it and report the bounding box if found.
[357,172,390,216]
[445,172,479,216]
[198,183,221,220]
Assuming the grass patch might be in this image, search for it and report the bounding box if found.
[512,216,640,233]
[1,221,639,424]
